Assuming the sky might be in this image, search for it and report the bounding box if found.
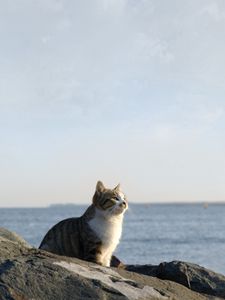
[0,0,225,207]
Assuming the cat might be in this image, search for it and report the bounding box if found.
[39,181,128,267]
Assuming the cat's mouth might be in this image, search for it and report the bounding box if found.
[111,205,127,215]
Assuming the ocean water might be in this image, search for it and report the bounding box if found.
[0,203,225,275]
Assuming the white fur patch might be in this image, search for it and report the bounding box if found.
[118,191,125,201]
[54,261,169,300]
[88,208,124,266]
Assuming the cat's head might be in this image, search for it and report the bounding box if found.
[92,181,128,216]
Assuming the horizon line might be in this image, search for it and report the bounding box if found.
[0,200,225,209]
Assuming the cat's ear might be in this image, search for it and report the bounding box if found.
[96,181,105,193]
[114,183,121,192]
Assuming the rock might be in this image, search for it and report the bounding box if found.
[0,228,223,300]
[0,227,31,248]
[111,255,125,268]
[0,227,31,260]
[126,261,225,299]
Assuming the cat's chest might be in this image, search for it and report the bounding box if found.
[88,215,122,247]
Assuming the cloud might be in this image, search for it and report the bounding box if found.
[98,0,128,15]
[200,107,224,124]
[1,0,224,112]
[201,2,225,22]
[130,33,174,64]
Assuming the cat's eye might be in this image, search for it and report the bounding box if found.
[112,197,120,201]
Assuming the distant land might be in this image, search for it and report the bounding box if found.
[48,201,225,208]
[1,201,225,209]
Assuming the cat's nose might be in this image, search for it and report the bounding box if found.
[120,201,127,208]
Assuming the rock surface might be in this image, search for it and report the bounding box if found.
[0,227,224,300]
[126,261,225,299]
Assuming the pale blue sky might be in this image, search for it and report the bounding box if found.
[0,0,225,206]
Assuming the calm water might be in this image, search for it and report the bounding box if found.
[0,203,225,275]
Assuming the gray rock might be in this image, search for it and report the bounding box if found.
[0,228,223,300]
[126,261,225,299]
[0,227,31,248]
[0,227,31,260]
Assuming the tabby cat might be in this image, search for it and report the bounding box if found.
[39,181,128,267]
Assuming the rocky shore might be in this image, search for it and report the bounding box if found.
[0,227,224,300]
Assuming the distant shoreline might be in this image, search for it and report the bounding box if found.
[0,201,225,209]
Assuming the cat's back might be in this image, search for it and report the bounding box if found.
[39,217,85,257]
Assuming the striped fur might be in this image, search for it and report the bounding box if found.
[39,181,128,266]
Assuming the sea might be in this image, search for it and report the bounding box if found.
[1,203,225,275]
